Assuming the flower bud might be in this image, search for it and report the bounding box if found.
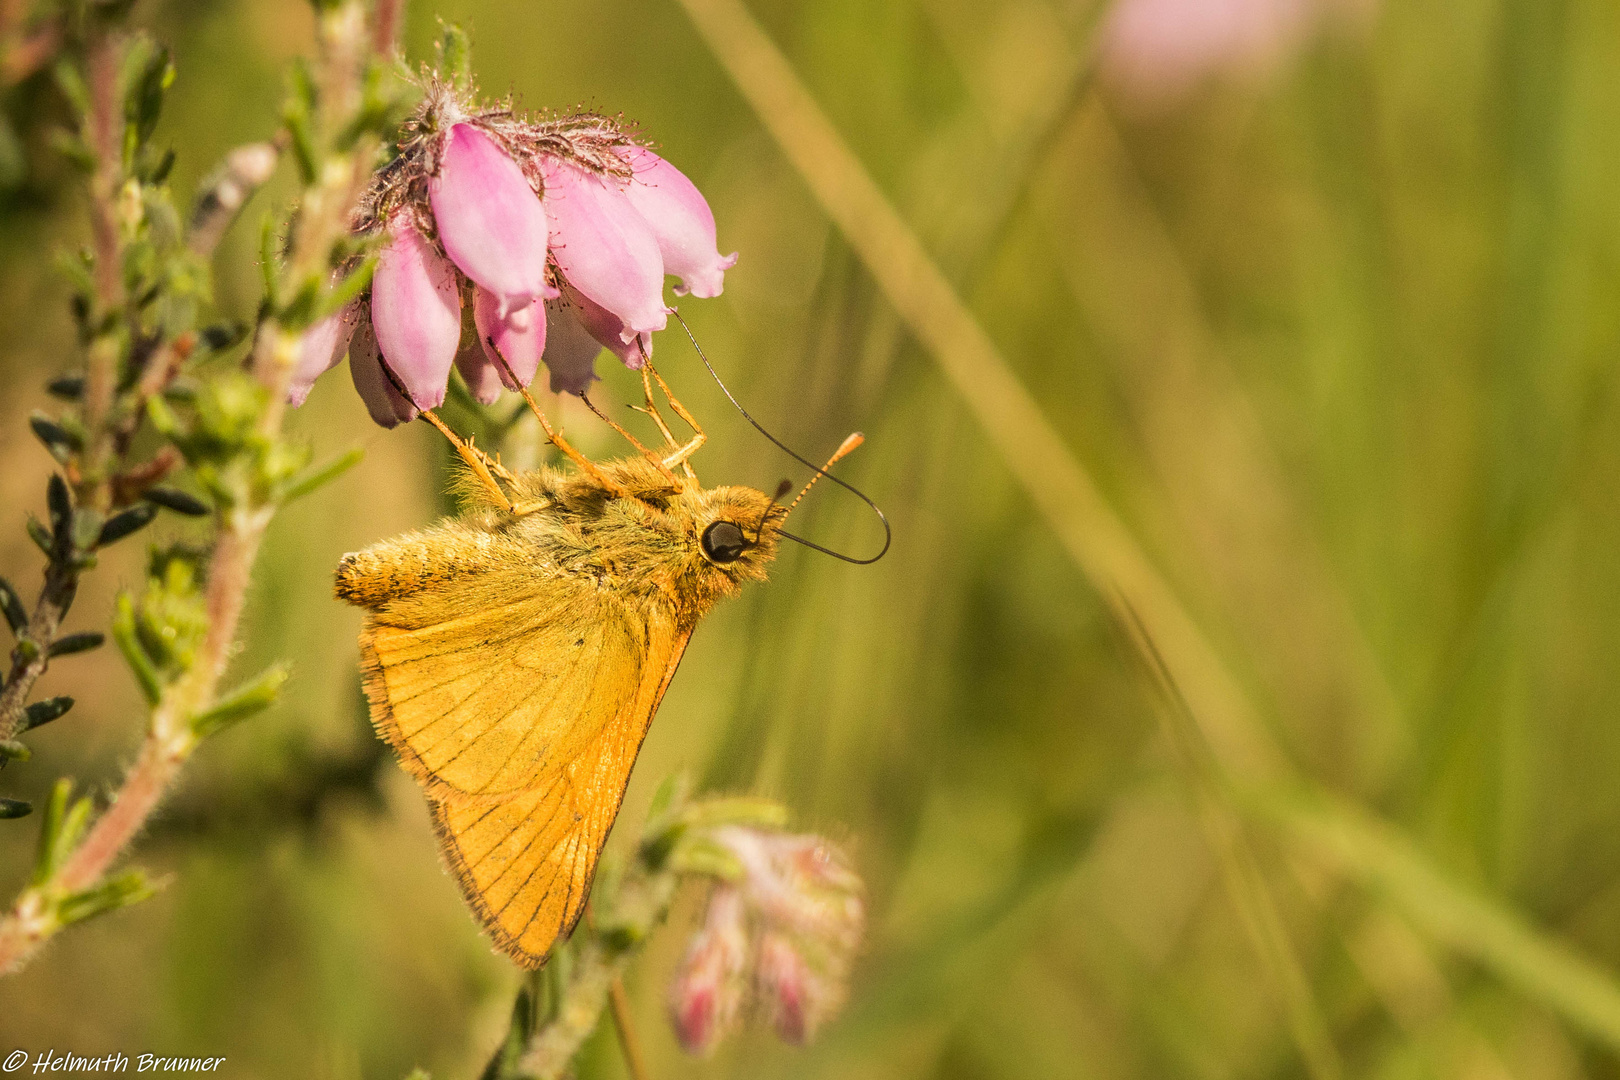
[668,886,750,1056]
[370,217,463,409]
[429,124,553,311]
[675,826,865,1051]
[717,827,864,951]
[347,309,418,427]
[288,300,360,407]
[541,156,669,341]
[619,146,737,299]
[539,297,603,396]
[473,286,545,393]
[755,931,839,1045]
[453,334,503,406]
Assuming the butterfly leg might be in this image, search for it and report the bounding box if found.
[419,410,515,513]
[634,366,699,483]
[643,362,707,472]
[579,393,684,488]
[633,366,681,449]
[474,339,637,499]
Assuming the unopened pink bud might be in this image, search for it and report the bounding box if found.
[347,309,418,427]
[473,286,546,393]
[541,156,668,341]
[288,301,360,406]
[370,218,463,409]
[430,124,552,310]
[618,146,737,299]
[718,828,864,951]
[669,887,750,1056]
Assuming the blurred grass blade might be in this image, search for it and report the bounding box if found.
[674,0,1286,784]
[1120,603,1343,1080]
[280,447,363,503]
[1262,789,1620,1049]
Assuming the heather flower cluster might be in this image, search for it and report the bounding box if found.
[668,826,865,1055]
[291,83,736,426]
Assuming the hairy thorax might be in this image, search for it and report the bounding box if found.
[336,456,785,623]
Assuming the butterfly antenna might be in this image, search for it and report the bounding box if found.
[672,310,891,565]
[786,432,864,514]
[752,477,794,543]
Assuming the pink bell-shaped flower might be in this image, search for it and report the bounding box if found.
[288,301,360,407]
[569,285,650,371]
[472,286,546,393]
[370,217,463,409]
[619,146,737,299]
[347,308,418,427]
[539,297,604,396]
[541,156,669,341]
[429,123,553,312]
[453,336,503,405]
[667,886,749,1056]
[755,932,826,1044]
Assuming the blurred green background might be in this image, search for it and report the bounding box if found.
[7,0,1620,1077]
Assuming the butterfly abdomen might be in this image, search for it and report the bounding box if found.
[336,522,521,610]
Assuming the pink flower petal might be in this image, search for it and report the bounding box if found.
[454,338,504,405]
[540,297,603,397]
[570,284,651,371]
[370,218,463,409]
[473,286,546,392]
[756,933,815,1045]
[348,310,418,427]
[430,124,553,310]
[288,300,359,406]
[619,146,737,299]
[667,886,749,1057]
[541,157,669,340]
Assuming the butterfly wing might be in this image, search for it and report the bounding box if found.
[358,573,689,967]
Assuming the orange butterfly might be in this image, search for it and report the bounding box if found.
[335,366,861,967]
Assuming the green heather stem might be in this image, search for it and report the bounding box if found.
[0,1,383,978]
[0,29,126,743]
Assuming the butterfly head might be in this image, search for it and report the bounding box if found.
[674,482,787,602]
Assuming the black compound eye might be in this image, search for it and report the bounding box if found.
[701,520,749,563]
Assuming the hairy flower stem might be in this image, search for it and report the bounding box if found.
[518,937,638,1078]
[0,736,176,973]
[0,373,282,976]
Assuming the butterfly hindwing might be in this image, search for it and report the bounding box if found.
[358,565,690,966]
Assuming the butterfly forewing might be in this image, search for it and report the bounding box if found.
[358,570,691,966]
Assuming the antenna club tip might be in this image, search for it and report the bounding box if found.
[837,432,866,455]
